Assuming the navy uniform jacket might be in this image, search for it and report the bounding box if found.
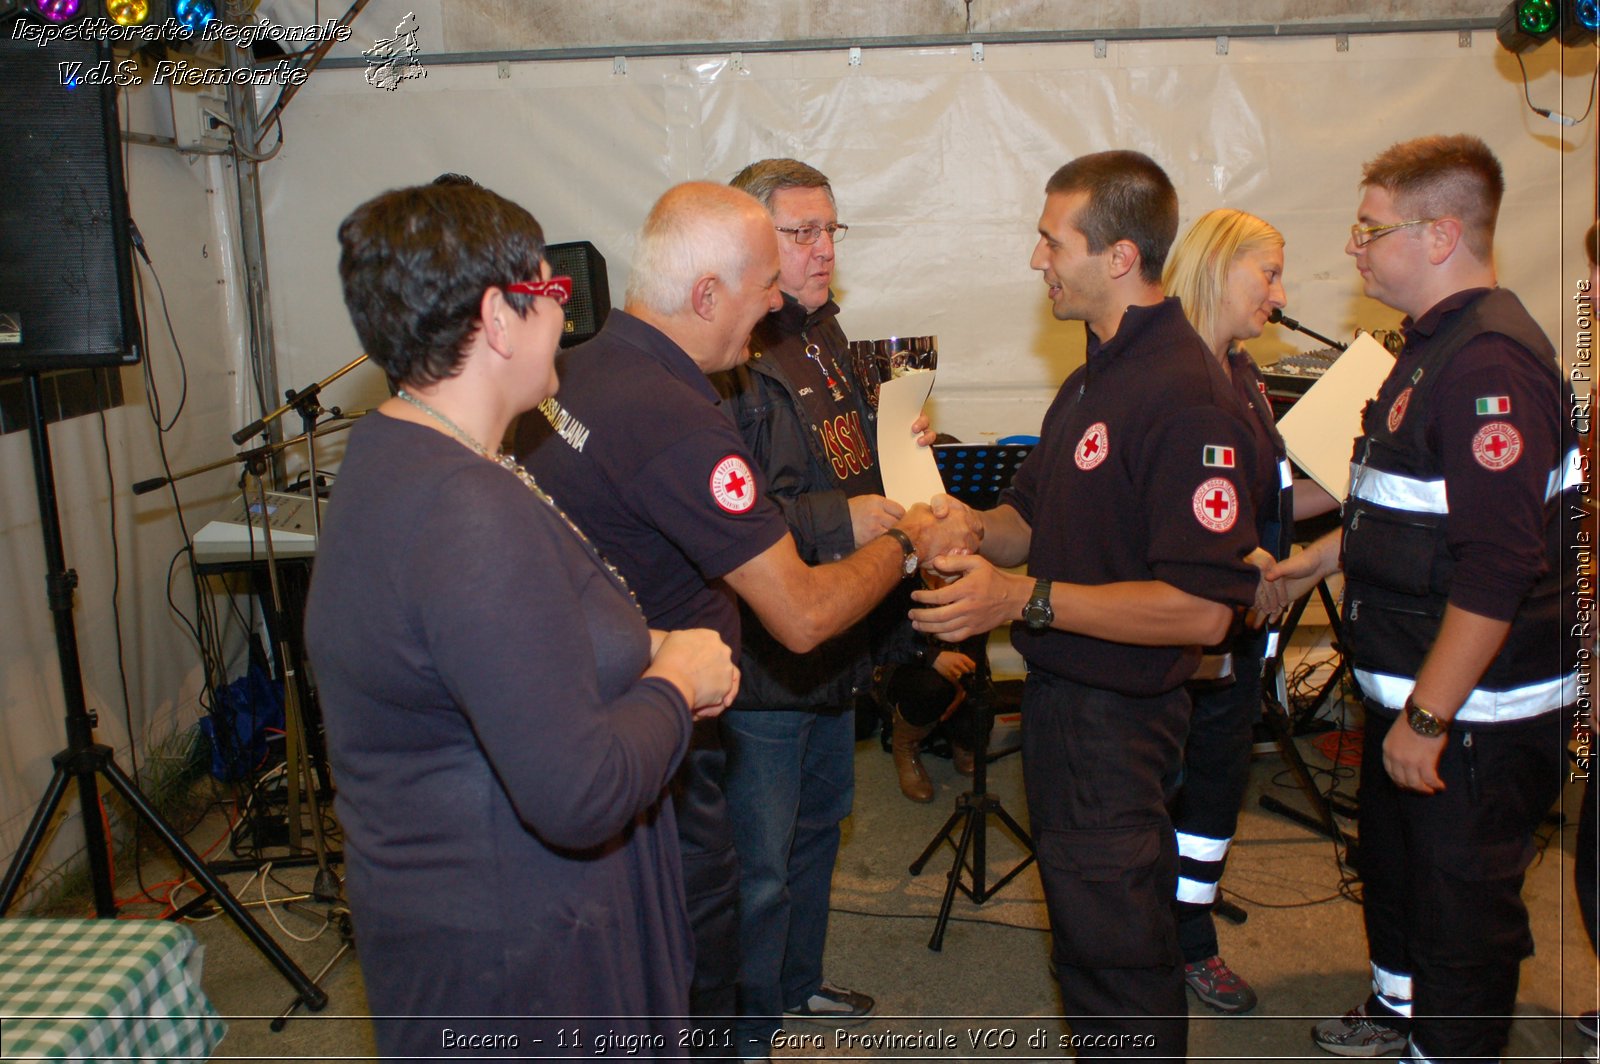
[1001,297,1261,696]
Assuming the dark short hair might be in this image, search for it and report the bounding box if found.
[431,172,480,187]
[729,158,834,210]
[1045,150,1178,284]
[338,183,546,387]
[1361,134,1504,259]
[1587,219,1598,269]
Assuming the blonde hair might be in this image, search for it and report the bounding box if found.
[1163,208,1283,353]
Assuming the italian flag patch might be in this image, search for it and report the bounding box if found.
[1203,445,1235,468]
[1475,396,1510,415]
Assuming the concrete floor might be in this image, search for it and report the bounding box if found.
[67,638,1600,1062]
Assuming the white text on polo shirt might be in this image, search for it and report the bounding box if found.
[539,397,591,453]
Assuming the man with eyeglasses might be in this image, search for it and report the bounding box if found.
[516,181,980,1061]
[1269,135,1578,1062]
[705,158,900,1061]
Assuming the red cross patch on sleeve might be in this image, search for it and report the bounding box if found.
[1387,387,1412,433]
[1074,422,1109,470]
[1192,477,1239,533]
[1470,421,1522,471]
[710,454,758,513]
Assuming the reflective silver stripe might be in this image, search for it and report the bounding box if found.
[1175,876,1218,904]
[1176,831,1231,863]
[1279,458,1294,489]
[1407,1036,1438,1064]
[1355,667,1577,724]
[1548,446,1583,501]
[1349,462,1449,514]
[1351,448,1578,516]
[1375,993,1413,1018]
[1371,961,1413,1011]
[1265,630,1281,658]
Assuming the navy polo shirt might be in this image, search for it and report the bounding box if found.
[515,310,789,657]
[1001,297,1261,696]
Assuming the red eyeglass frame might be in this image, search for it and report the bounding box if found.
[505,276,573,305]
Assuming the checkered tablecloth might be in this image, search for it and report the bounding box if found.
[0,918,226,1062]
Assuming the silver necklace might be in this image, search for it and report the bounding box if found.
[395,389,639,611]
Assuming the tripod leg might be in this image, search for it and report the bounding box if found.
[990,801,1035,852]
[99,756,328,1009]
[928,807,978,952]
[74,763,118,917]
[908,805,965,875]
[0,765,73,913]
[272,911,352,1032]
[1257,694,1344,842]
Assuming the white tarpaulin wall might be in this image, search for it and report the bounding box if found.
[262,30,1594,450]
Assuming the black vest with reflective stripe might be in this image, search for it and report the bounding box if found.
[1340,289,1576,724]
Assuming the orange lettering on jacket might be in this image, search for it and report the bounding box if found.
[820,412,873,479]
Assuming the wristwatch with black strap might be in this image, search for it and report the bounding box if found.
[884,527,919,578]
[1021,577,1054,631]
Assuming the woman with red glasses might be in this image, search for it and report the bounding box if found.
[307,181,738,1058]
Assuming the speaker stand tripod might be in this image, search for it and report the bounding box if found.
[908,665,1036,951]
[0,371,326,1013]
[1255,581,1356,842]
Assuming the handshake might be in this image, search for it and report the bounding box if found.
[848,492,984,564]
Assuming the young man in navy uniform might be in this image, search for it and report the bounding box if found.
[516,182,979,1059]
[1271,135,1578,1063]
[910,150,1261,1061]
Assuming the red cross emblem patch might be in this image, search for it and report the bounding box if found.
[1387,387,1412,433]
[1471,421,1522,471]
[1074,422,1109,471]
[1192,477,1239,533]
[710,454,758,513]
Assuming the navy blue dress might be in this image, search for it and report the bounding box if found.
[306,413,694,1059]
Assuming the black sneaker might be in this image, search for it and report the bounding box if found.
[1576,1009,1599,1041]
[783,982,875,1022]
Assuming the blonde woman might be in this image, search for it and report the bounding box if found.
[1161,209,1336,1013]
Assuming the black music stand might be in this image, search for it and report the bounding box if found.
[909,442,1039,952]
[933,443,1033,511]
[908,661,1036,951]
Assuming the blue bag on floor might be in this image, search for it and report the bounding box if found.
[200,664,285,781]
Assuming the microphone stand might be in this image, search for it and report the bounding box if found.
[233,355,368,537]
[1269,308,1347,352]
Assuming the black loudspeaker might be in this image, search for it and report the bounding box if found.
[0,36,141,373]
[545,240,610,348]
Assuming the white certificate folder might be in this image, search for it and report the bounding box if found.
[1275,332,1396,502]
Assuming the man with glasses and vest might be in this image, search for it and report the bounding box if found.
[1269,134,1579,1063]
[709,157,907,1061]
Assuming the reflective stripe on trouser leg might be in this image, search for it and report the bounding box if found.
[1175,831,1230,905]
[1404,1035,1438,1064]
[1372,960,1414,1018]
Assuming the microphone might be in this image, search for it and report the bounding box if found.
[1269,308,1347,352]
